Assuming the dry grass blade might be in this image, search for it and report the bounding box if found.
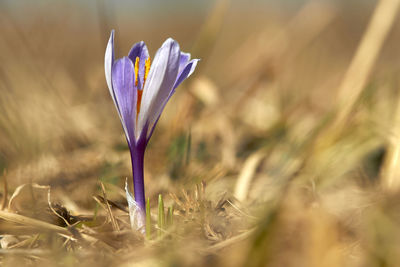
[95,194,128,212]
[191,0,229,62]
[226,199,258,220]
[8,183,49,211]
[335,0,400,127]
[206,228,256,252]
[380,88,400,191]
[169,192,184,209]
[8,236,37,249]
[381,144,400,191]
[0,249,53,256]
[234,150,267,202]
[0,210,71,236]
[226,1,336,90]
[100,182,120,231]
[46,187,71,226]
[1,170,7,210]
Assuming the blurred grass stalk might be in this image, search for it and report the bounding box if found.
[225,1,336,88]
[234,150,267,202]
[380,90,400,191]
[334,0,400,127]
[323,0,400,190]
[191,0,229,64]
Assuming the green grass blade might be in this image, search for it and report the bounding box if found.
[146,197,151,239]
[157,194,165,237]
[167,205,174,227]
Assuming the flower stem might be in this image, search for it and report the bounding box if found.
[130,145,146,222]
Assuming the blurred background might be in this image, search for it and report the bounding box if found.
[1,0,400,266]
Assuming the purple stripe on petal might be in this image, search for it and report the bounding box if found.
[112,57,137,144]
[128,41,149,90]
[105,30,133,144]
[178,52,191,74]
[137,38,181,140]
[174,59,199,90]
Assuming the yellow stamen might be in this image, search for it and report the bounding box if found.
[134,57,139,87]
[144,57,151,84]
[136,57,151,119]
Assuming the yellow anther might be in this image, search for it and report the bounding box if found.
[136,57,151,118]
[134,57,139,87]
[144,57,151,84]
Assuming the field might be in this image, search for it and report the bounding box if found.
[1,0,400,266]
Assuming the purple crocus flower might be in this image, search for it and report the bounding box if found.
[105,30,198,230]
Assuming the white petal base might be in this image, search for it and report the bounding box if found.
[125,179,145,233]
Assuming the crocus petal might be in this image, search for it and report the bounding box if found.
[112,57,137,144]
[137,38,180,140]
[128,41,149,90]
[178,52,191,74]
[146,59,199,142]
[105,30,131,142]
[174,58,199,89]
[105,30,120,112]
